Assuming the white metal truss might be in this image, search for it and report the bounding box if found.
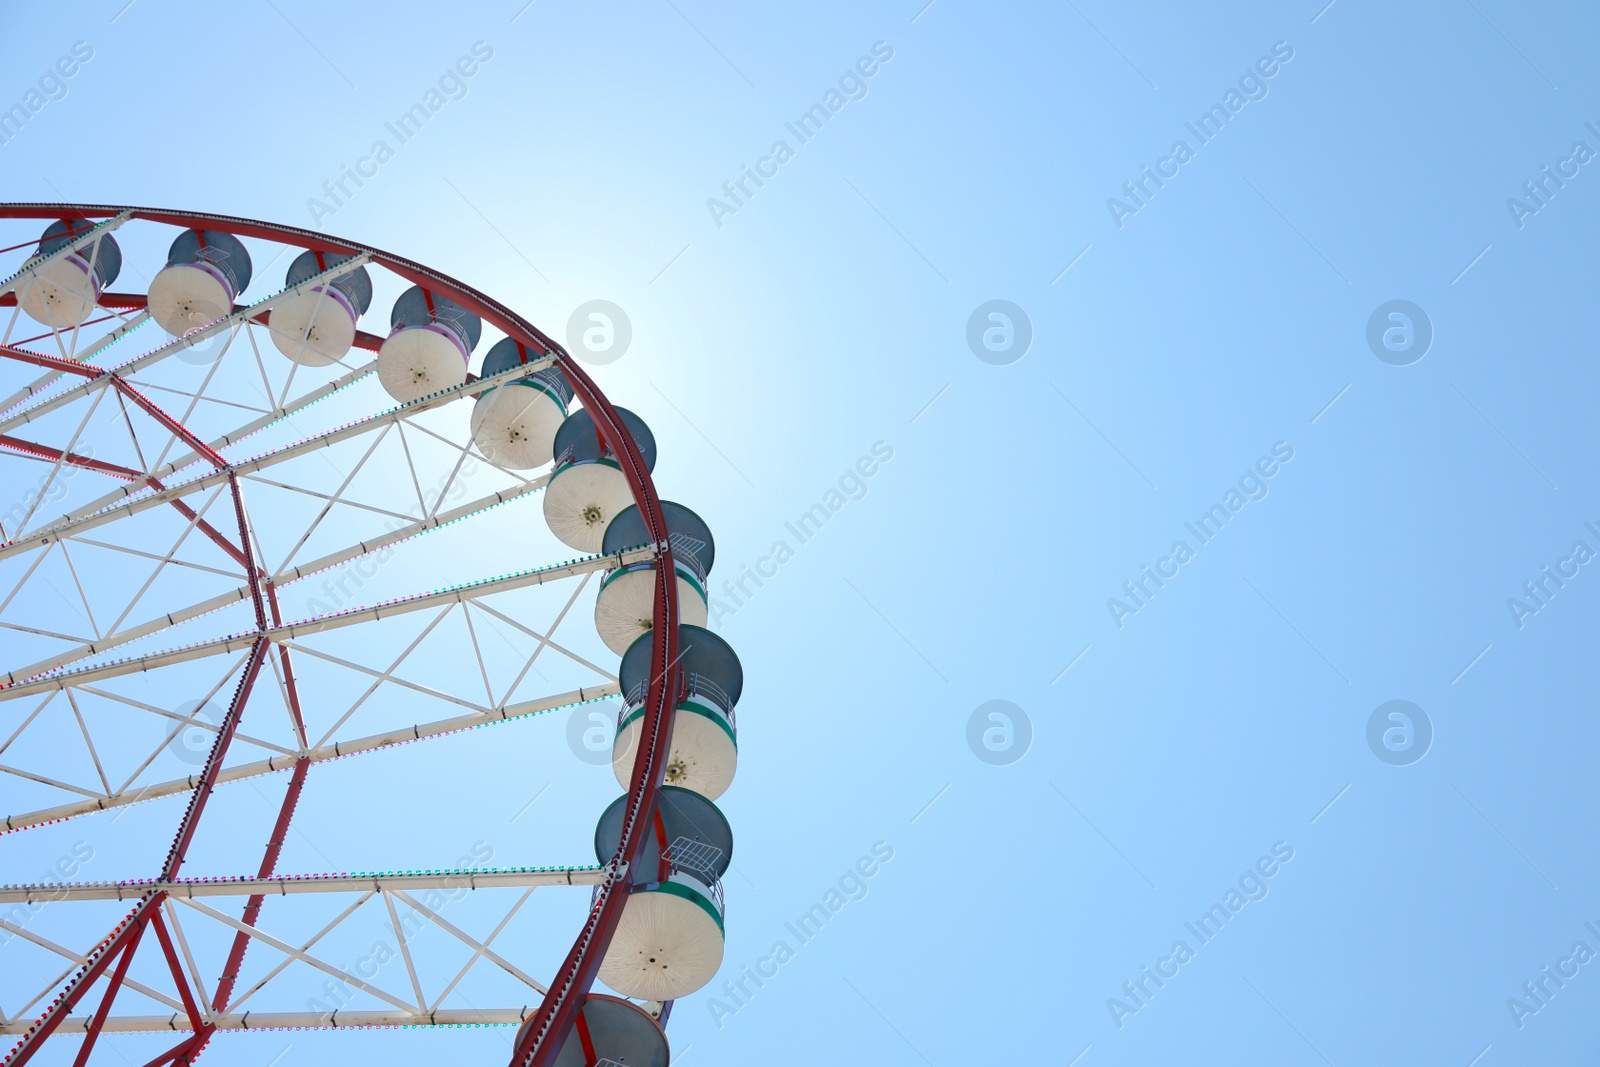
[1,545,650,696]
[0,354,557,562]
[0,1007,538,1035]
[3,682,619,832]
[0,866,607,1035]
[2,485,620,683]
[0,867,607,905]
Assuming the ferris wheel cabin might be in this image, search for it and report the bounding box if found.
[146,228,252,336]
[543,406,657,552]
[18,219,123,329]
[376,284,481,402]
[514,993,669,1067]
[614,625,742,802]
[469,337,574,469]
[592,785,733,1002]
[267,249,373,366]
[594,501,714,656]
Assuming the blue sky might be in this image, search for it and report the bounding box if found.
[3,1,1600,1064]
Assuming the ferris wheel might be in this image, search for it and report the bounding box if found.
[0,204,743,1067]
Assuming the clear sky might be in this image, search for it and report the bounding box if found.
[3,1,1600,1065]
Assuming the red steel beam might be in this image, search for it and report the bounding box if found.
[0,895,162,1066]
[0,292,145,310]
[12,312,124,347]
[71,917,148,1067]
[108,378,228,471]
[0,433,139,480]
[140,1037,202,1067]
[154,479,252,573]
[147,910,204,1031]
[224,472,267,632]
[0,342,101,378]
[161,639,270,881]
[220,759,311,1000]
[263,584,309,746]
[173,587,310,1066]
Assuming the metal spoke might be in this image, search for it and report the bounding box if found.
[428,885,536,1013]
[394,420,431,520]
[68,531,241,581]
[54,539,101,640]
[11,377,108,536]
[244,468,420,526]
[461,604,496,707]
[0,357,552,562]
[261,648,305,757]
[0,541,54,615]
[429,444,472,521]
[0,618,94,644]
[5,683,617,831]
[390,889,547,995]
[302,604,465,748]
[113,387,149,471]
[171,896,417,1013]
[160,900,214,1020]
[264,422,394,575]
[401,414,531,484]
[471,572,616,694]
[382,892,428,1012]
[64,688,111,795]
[0,760,108,799]
[0,691,56,757]
[133,376,271,417]
[2,476,565,682]
[101,653,251,797]
[243,317,279,423]
[2,547,641,697]
[220,891,375,1015]
[96,481,237,637]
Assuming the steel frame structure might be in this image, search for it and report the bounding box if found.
[0,204,685,1067]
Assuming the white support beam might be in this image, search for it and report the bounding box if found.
[164,898,413,1014]
[389,888,547,995]
[1,545,649,695]
[0,357,557,561]
[2,682,619,831]
[0,1007,538,1035]
[0,866,606,904]
[6,476,553,681]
